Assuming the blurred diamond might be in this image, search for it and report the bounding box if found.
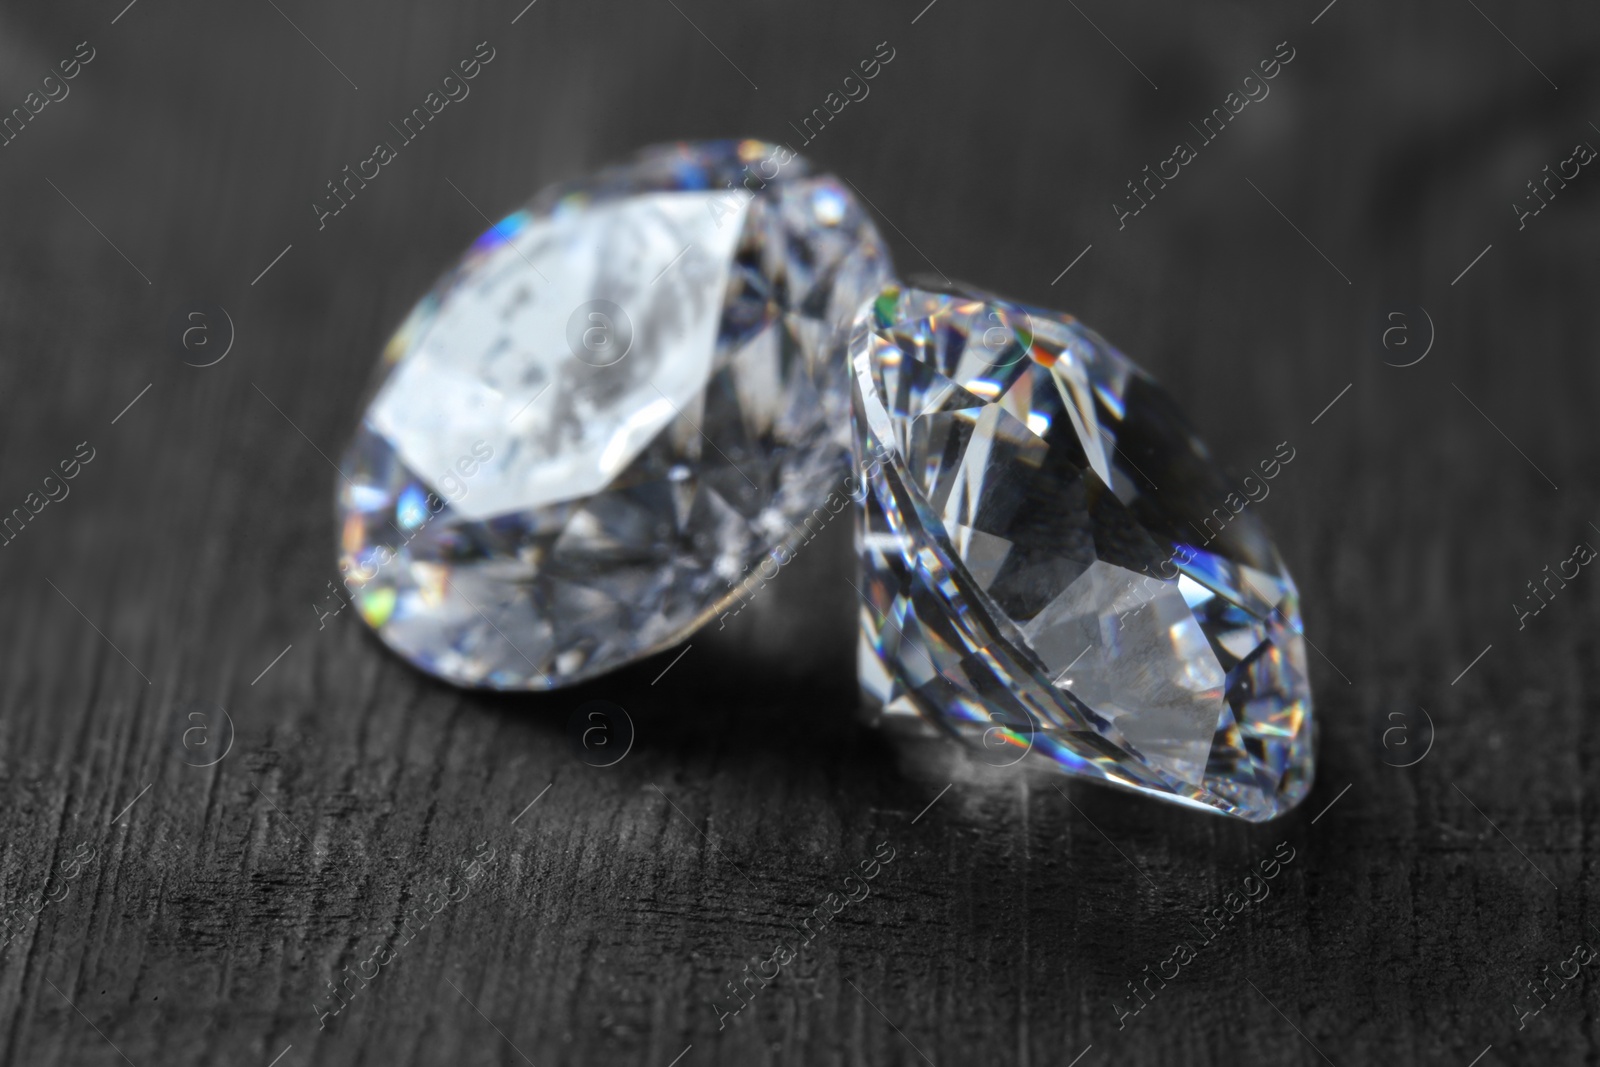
[850,284,1313,821]
[337,140,892,689]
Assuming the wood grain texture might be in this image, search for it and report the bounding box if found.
[0,0,1597,1064]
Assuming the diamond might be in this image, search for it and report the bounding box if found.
[336,140,892,689]
[850,284,1313,821]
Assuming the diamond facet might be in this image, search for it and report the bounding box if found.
[850,285,1313,821]
[337,140,892,689]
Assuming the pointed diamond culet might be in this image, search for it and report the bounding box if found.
[850,284,1313,821]
[337,140,892,689]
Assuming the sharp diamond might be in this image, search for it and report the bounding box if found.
[337,140,892,689]
[850,284,1313,821]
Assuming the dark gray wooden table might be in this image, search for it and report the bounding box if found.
[0,0,1596,1063]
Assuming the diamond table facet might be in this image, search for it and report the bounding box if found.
[850,285,1313,821]
[337,140,892,689]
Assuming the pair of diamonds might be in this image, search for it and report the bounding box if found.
[335,140,1313,821]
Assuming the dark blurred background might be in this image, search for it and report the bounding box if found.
[0,0,1597,1064]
